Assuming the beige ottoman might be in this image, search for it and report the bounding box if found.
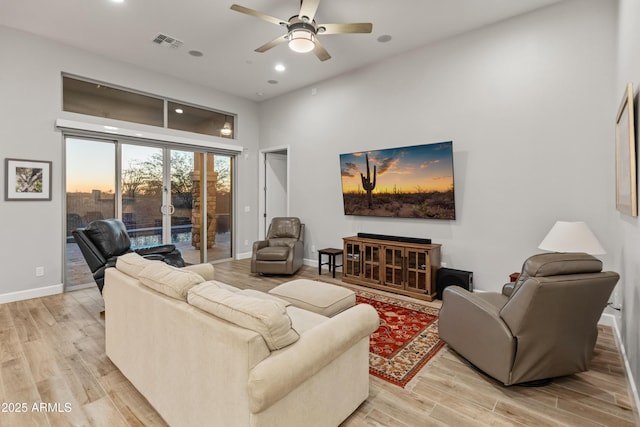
[268,279,356,317]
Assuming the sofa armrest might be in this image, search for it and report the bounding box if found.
[252,240,269,252]
[182,263,215,281]
[287,240,304,261]
[438,286,515,383]
[247,303,379,413]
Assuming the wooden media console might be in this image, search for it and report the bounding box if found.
[342,235,441,301]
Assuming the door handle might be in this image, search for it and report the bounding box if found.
[160,205,175,215]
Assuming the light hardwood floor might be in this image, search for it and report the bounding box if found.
[0,259,637,426]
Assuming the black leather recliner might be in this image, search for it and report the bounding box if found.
[72,218,185,293]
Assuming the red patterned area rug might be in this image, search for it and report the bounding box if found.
[355,289,445,388]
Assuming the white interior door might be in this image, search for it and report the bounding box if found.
[264,151,288,236]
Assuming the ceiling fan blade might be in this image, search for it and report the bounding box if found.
[313,40,331,62]
[230,4,286,27]
[319,23,373,35]
[299,0,321,23]
[255,35,288,53]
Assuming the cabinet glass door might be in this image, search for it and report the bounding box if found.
[344,241,361,277]
[383,246,404,289]
[406,249,429,293]
[362,243,380,283]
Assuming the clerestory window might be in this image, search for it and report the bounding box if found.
[62,76,235,139]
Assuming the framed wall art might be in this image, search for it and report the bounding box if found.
[615,83,637,217]
[4,158,52,201]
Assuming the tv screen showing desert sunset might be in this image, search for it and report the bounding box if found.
[340,141,455,219]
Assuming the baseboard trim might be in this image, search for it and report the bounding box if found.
[305,257,338,273]
[604,312,640,424]
[235,251,252,260]
[65,282,95,292]
[0,283,63,304]
[598,312,614,326]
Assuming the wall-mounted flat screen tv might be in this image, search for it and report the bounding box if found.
[340,141,456,219]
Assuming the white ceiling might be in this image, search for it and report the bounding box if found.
[0,0,562,102]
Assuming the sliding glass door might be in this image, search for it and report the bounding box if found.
[65,138,116,287]
[121,144,164,246]
[189,153,233,264]
[65,137,233,289]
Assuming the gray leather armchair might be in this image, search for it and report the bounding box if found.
[251,217,305,275]
[438,253,619,386]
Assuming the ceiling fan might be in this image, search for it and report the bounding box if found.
[230,0,372,61]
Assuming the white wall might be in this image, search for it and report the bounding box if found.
[615,0,640,405]
[260,0,617,290]
[0,0,635,400]
[0,25,260,300]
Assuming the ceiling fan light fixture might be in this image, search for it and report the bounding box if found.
[288,29,315,53]
[230,2,372,61]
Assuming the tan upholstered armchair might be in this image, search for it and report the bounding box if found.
[438,253,619,386]
[251,217,305,275]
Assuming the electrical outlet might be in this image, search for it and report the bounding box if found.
[441,262,447,268]
[311,245,316,253]
[244,240,249,246]
[244,206,250,213]
[35,266,44,277]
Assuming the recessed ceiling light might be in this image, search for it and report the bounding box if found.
[267,80,278,85]
[377,34,392,43]
[274,64,286,72]
[111,0,124,3]
[175,108,184,114]
[189,50,203,57]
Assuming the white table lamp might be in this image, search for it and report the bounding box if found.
[538,221,606,255]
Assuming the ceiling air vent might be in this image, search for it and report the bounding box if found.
[152,33,184,48]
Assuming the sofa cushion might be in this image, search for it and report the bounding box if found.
[237,289,291,307]
[116,252,154,278]
[138,262,205,301]
[285,306,328,334]
[255,246,290,261]
[182,263,215,281]
[188,282,299,350]
[203,280,241,293]
[269,238,298,248]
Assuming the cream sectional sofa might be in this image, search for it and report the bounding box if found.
[103,253,379,427]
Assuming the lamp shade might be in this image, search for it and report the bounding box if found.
[538,221,606,255]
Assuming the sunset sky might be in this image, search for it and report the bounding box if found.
[66,138,117,193]
[66,140,163,193]
[340,141,454,194]
[66,138,230,194]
